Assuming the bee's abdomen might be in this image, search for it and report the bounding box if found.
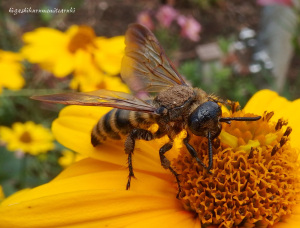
[91,109,155,147]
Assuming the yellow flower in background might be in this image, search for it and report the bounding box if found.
[0,186,4,201]
[0,121,54,155]
[69,50,129,92]
[21,25,96,77]
[94,36,125,75]
[21,25,125,79]
[0,90,299,227]
[0,50,24,93]
[71,73,130,92]
[58,149,86,168]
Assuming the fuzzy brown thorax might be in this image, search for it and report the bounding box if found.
[154,85,195,109]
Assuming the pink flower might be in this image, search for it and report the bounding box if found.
[177,15,201,42]
[137,11,154,30]
[257,0,293,6]
[156,5,178,28]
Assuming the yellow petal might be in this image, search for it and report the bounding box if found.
[244,89,280,114]
[94,36,125,75]
[244,89,300,148]
[244,89,291,121]
[21,28,67,63]
[0,158,198,228]
[51,53,75,77]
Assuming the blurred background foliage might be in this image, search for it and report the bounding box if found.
[0,0,299,198]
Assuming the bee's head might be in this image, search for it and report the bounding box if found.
[188,101,262,139]
[187,101,222,139]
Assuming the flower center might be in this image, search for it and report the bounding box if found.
[68,26,96,53]
[19,131,32,143]
[173,111,300,227]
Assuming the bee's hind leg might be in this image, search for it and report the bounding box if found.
[124,129,154,190]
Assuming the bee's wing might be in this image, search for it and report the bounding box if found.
[121,23,188,93]
[31,89,156,113]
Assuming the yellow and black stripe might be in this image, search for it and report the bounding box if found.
[91,109,156,146]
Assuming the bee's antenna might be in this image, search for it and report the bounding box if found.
[219,116,261,124]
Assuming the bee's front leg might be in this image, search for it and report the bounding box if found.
[158,140,182,198]
[183,133,213,173]
[124,129,154,190]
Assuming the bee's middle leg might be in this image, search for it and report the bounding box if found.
[124,129,154,190]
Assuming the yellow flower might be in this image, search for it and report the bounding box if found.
[0,50,24,93]
[0,121,54,155]
[0,90,299,227]
[21,25,97,77]
[58,149,86,168]
[21,25,125,79]
[69,50,129,92]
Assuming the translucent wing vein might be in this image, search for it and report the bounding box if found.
[121,24,188,93]
[32,90,156,113]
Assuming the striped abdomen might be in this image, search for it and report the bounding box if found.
[91,109,156,146]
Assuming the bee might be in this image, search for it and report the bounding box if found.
[32,24,261,194]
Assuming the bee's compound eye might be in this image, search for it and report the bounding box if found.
[188,101,222,137]
[156,106,168,115]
